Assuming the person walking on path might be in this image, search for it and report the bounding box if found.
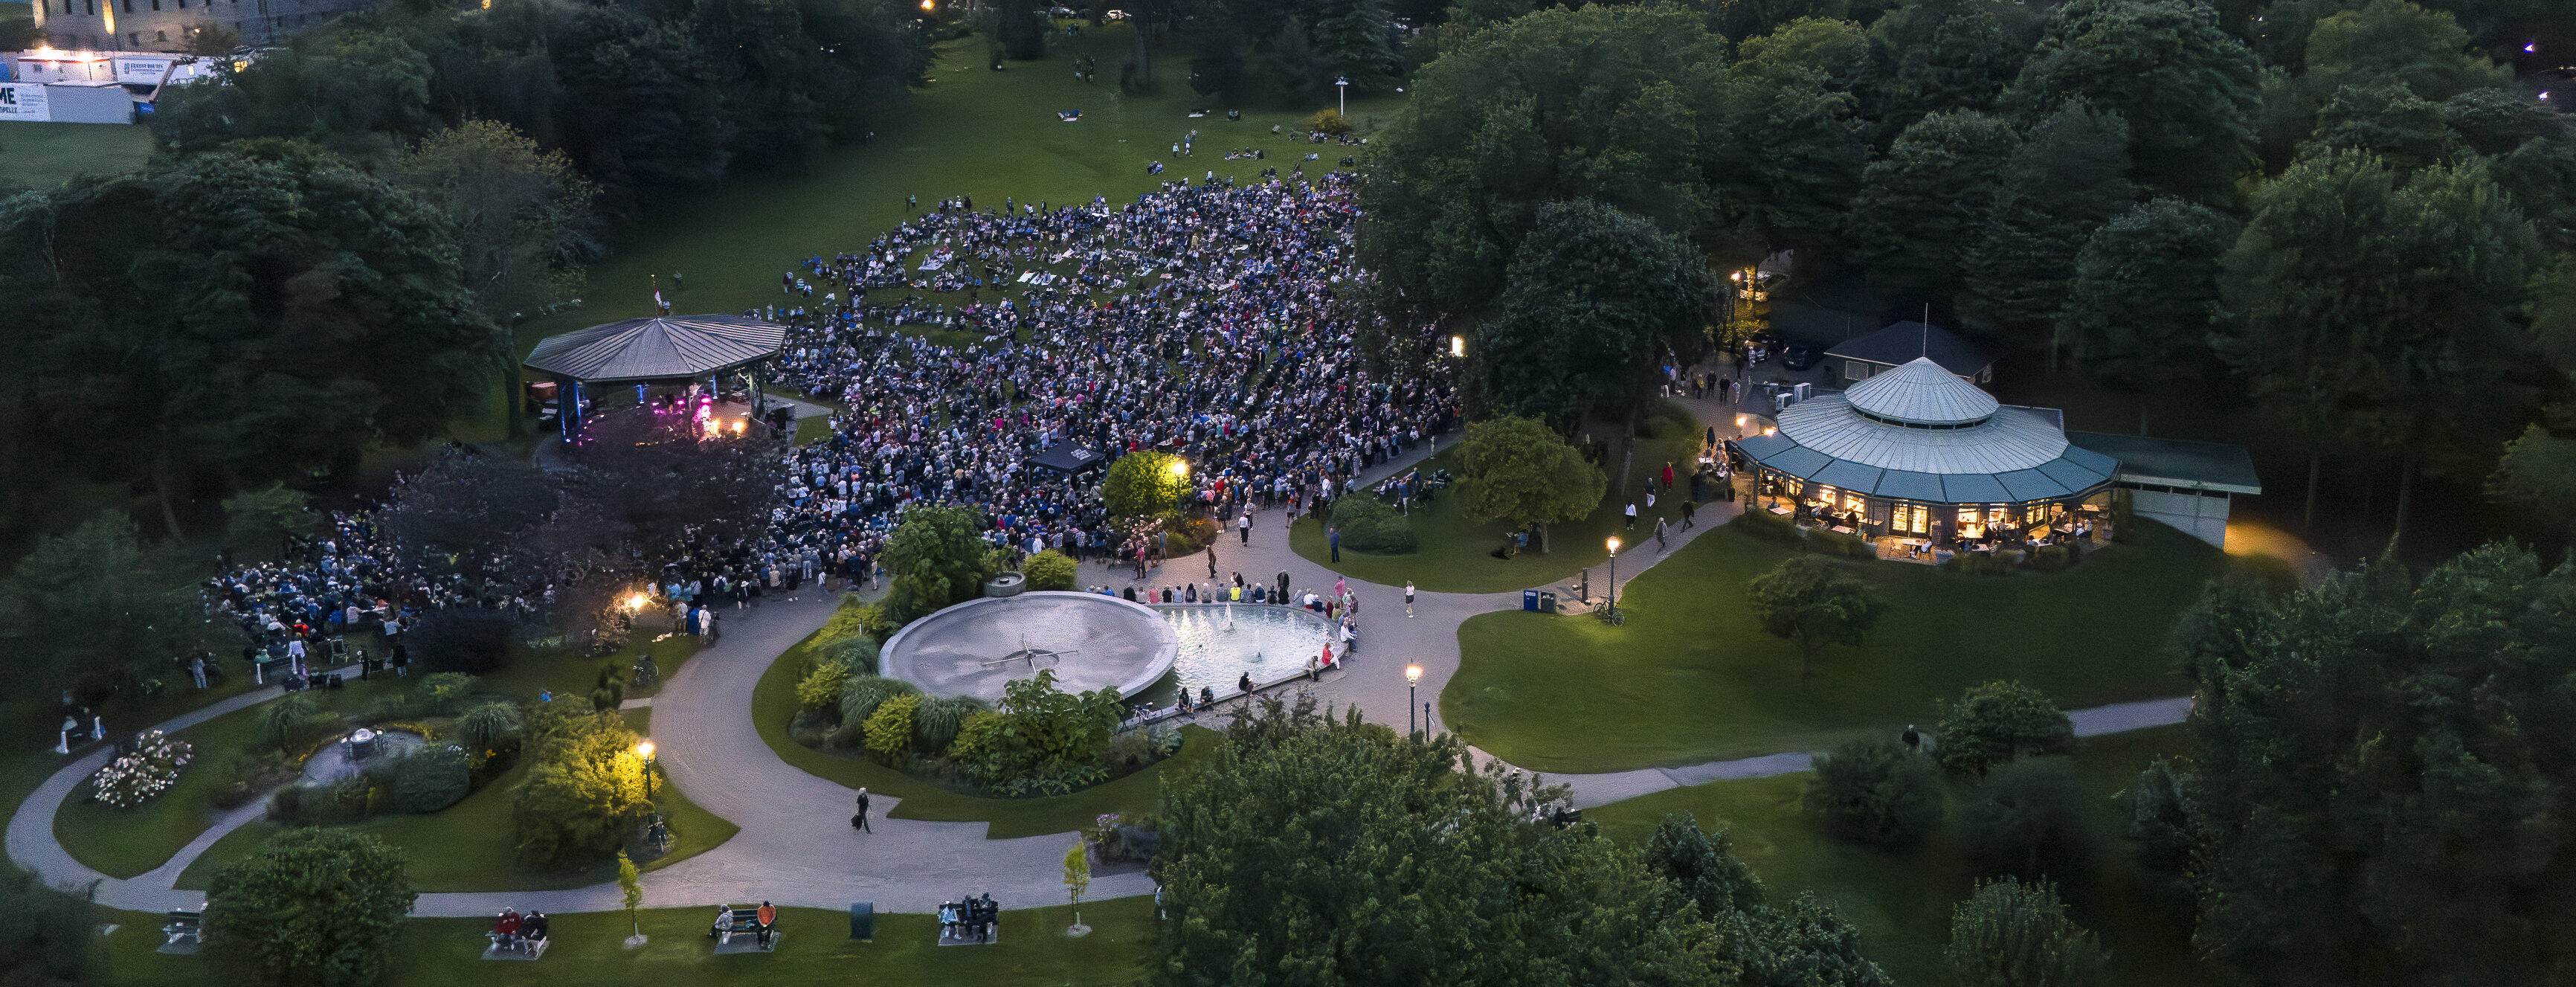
[1681,499,1697,530]
[1206,545,1217,579]
[1328,526,1342,563]
[852,788,873,832]
[1239,512,1252,545]
[1625,502,1638,528]
[1405,581,1416,618]
[1655,516,1670,552]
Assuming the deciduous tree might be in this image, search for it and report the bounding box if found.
[1999,0,2261,197]
[1956,100,2137,352]
[1942,877,2109,987]
[1809,735,1944,847]
[1933,681,2072,777]
[2058,196,2238,390]
[1746,556,1886,675]
[204,828,416,987]
[1466,200,1721,429]
[1452,415,1606,551]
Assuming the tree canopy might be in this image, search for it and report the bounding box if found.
[204,828,416,987]
[1149,695,1893,986]
[1746,556,1886,675]
[1452,414,1606,542]
[2166,543,2576,985]
[0,512,240,693]
[880,504,1001,626]
[1466,200,1721,428]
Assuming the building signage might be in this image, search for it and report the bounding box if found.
[114,57,174,86]
[0,83,51,122]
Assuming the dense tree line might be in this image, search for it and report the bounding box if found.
[1360,0,2575,530]
[152,0,932,223]
[1152,695,1895,986]
[2147,543,2576,985]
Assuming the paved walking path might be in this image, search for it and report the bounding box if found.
[5,386,2198,916]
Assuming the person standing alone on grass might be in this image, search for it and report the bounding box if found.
[1626,502,1638,528]
[853,788,872,832]
[1328,526,1342,563]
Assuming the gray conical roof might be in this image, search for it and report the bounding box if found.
[523,315,788,383]
[1842,356,1998,426]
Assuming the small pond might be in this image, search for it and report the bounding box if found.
[1147,603,1335,703]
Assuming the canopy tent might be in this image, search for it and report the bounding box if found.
[524,315,788,384]
[1026,442,1108,474]
[523,315,790,437]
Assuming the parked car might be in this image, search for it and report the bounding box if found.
[1780,343,1826,370]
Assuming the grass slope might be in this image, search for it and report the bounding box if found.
[1284,428,1704,594]
[95,896,1153,987]
[753,626,1213,837]
[173,709,737,893]
[1585,727,2206,987]
[1447,520,2226,772]
[0,120,154,189]
[509,25,1399,353]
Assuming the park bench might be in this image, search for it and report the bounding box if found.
[482,930,549,960]
[709,906,779,952]
[161,910,202,952]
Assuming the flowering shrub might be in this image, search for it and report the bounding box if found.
[89,730,195,808]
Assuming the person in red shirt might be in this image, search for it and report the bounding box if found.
[755,901,779,947]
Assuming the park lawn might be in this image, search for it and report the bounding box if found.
[173,707,735,893]
[753,626,1216,837]
[94,896,1153,987]
[0,120,155,189]
[1287,428,1706,594]
[1446,519,2226,773]
[54,674,425,879]
[509,24,1401,352]
[1584,727,2206,987]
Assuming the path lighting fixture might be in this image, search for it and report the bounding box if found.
[1167,458,1190,480]
[1406,664,1425,740]
[625,592,650,612]
[637,740,657,798]
[1606,536,1621,616]
[1450,335,1466,358]
[921,0,934,8]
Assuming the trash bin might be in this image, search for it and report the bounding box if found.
[1522,589,1539,612]
[849,901,875,941]
[1539,591,1559,614]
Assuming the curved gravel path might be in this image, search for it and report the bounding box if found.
[6,388,2198,914]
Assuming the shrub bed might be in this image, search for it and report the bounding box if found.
[1330,495,1417,553]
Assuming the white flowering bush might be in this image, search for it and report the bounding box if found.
[88,730,195,808]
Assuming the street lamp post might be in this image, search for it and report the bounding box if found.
[637,740,657,800]
[1605,537,1621,617]
[1336,77,1350,117]
[1405,663,1423,741]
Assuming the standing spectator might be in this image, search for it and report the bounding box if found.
[1328,526,1342,563]
[854,788,873,832]
[1405,581,1415,618]
[1625,502,1638,528]
[1238,511,1252,545]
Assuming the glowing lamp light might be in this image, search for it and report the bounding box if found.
[637,740,655,760]
[1449,335,1466,358]
[1167,458,1190,479]
[920,0,933,8]
[625,592,650,611]
[2527,42,2539,53]
[1405,664,1423,686]
[1606,536,1620,556]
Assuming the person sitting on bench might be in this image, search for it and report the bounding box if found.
[493,909,523,953]
[755,901,778,947]
[522,910,549,948]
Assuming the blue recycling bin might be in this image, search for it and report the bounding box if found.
[1522,589,1540,611]
[849,901,875,940]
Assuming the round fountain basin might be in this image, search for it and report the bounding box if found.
[1157,604,1336,695]
[880,592,1179,705]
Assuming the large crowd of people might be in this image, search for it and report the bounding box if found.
[189,173,1454,684]
[759,172,1459,588]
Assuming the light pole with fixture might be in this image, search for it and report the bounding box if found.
[1605,536,1621,618]
[1336,77,1350,117]
[637,740,657,800]
[1405,663,1423,741]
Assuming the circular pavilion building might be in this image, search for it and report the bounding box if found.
[1727,357,2119,550]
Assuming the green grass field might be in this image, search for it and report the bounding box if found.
[509,25,1397,353]
[1585,727,2206,987]
[753,623,1214,837]
[1285,426,1706,594]
[95,896,1154,987]
[0,119,155,188]
[1446,519,2228,773]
